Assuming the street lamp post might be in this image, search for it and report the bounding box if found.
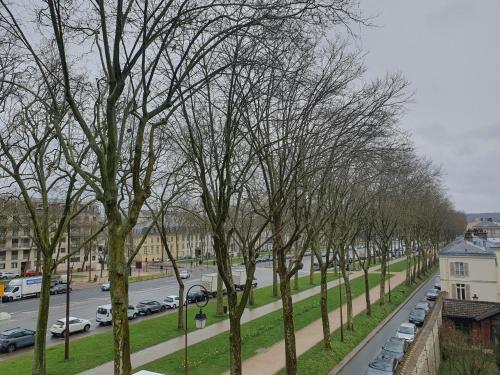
[338,263,344,342]
[64,220,71,360]
[184,284,208,375]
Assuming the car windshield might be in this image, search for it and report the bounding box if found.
[54,321,65,327]
[5,286,15,292]
[165,297,173,302]
[0,334,10,339]
[383,340,403,353]
[411,310,425,317]
[369,360,392,371]
[97,308,109,314]
[416,303,427,309]
[399,326,413,334]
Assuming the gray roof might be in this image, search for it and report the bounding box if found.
[439,238,495,258]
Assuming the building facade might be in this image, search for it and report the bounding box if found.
[0,199,102,274]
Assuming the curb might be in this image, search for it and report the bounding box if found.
[329,271,437,375]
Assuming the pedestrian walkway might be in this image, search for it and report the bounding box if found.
[230,271,407,375]
[79,259,403,375]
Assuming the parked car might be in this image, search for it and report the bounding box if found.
[0,271,19,279]
[366,353,399,374]
[186,290,208,304]
[380,337,408,361]
[136,300,166,315]
[23,269,38,277]
[434,276,441,290]
[179,270,190,279]
[426,288,439,301]
[409,308,426,326]
[101,282,110,291]
[0,328,35,353]
[414,302,430,316]
[49,317,91,337]
[50,283,72,295]
[164,295,180,309]
[396,322,417,343]
[96,304,138,324]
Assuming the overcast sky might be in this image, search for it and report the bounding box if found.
[354,1,500,213]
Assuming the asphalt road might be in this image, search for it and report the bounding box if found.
[337,271,439,375]
[0,259,311,358]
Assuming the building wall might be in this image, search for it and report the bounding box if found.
[439,255,498,302]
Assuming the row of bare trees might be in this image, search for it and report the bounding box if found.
[0,1,466,375]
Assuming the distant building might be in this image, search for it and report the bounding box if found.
[467,217,500,238]
[0,199,102,274]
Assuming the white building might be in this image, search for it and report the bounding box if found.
[439,236,500,302]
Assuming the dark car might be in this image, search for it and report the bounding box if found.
[186,290,208,304]
[414,302,430,316]
[50,283,72,295]
[366,354,399,375]
[136,300,166,315]
[426,288,439,301]
[0,328,36,353]
[380,337,408,361]
[409,308,426,326]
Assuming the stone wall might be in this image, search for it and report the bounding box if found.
[398,296,443,375]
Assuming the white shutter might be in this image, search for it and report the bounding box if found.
[450,262,455,276]
[464,263,469,277]
[465,284,471,300]
[451,284,457,299]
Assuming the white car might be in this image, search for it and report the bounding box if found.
[396,322,417,343]
[179,270,190,279]
[96,304,139,324]
[164,295,180,309]
[50,317,91,337]
[101,282,110,291]
[0,271,19,279]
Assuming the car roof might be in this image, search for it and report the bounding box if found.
[166,295,178,298]
[400,322,415,328]
[388,336,405,343]
[98,304,112,309]
[57,317,79,321]
[2,328,23,334]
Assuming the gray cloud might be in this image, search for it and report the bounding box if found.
[356,0,500,212]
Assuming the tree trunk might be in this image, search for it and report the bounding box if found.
[309,252,314,284]
[319,265,331,350]
[404,239,411,285]
[216,273,224,316]
[32,255,52,375]
[340,262,353,330]
[228,292,242,375]
[248,287,255,306]
[108,225,132,375]
[379,247,387,306]
[272,247,278,297]
[279,272,297,374]
[363,267,371,316]
[178,283,185,329]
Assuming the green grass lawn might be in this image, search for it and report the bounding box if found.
[136,273,384,374]
[276,265,438,374]
[0,259,406,375]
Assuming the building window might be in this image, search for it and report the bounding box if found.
[451,262,468,277]
[454,320,471,334]
[91,255,96,261]
[21,238,30,248]
[0,263,5,269]
[11,262,17,268]
[11,238,19,248]
[456,283,467,300]
[0,251,5,261]
[11,250,18,260]
[23,250,30,259]
[60,247,66,253]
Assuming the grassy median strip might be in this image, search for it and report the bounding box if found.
[276,265,438,375]
[135,273,384,374]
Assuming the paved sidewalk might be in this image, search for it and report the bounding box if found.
[230,271,407,375]
[79,259,403,375]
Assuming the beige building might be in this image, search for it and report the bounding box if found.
[0,199,102,274]
[467,217,500,238]
[439,235,500,302]
[132,220,214,263]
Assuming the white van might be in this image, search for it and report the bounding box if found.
[96,304,139,324]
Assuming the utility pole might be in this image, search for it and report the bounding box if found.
[64,220,71,360]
